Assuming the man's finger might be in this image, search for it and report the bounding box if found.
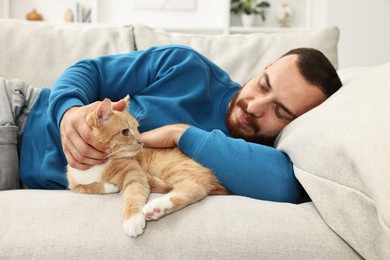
[77,122,109,155]
[62,125,107,166]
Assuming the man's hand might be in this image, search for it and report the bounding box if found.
[141,124,189,148]
[60,98,128,170]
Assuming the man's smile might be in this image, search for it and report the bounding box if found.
[239,108,251,127]
[236,100,260,134]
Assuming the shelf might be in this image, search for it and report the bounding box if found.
[2,0,98,24]
[227,0,312,35]
[2,0,312,35]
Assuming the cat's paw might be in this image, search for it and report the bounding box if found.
[123,213,146,238]
[103,182,119,194]
[142,196,173,221]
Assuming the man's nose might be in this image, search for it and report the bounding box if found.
[247,99,268,118]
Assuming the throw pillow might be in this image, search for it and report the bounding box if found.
[276,63,390,259]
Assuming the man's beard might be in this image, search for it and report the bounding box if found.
[226,93,275,146]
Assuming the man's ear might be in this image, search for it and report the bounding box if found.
[96,98,113,125]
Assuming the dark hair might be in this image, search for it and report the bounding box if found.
[281,48,342,97]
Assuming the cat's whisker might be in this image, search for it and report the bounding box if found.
[133,106,144,119]
[105,145,142,159]
[131,105,152,127]
[136,116,148,125]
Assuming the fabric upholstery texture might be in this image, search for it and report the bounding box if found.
[0,19,135,88]
[0,190,359,259]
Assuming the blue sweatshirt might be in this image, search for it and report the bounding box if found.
[20,45,301,203]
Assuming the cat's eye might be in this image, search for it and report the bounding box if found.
[120,129,130,136]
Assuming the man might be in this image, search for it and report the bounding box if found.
[1,45,342,203]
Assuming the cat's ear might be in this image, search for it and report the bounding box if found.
[123,95,130,110]
[112,95,130,112]
[96,98,113,124]
[123,95,130,104]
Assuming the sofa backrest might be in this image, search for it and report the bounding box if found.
[0,19,339,88]
[133,24,339,85]
[0,19,136,88]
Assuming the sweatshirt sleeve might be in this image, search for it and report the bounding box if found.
[178,126,302,203]
[48,51,151,129]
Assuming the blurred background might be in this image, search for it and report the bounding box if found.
[1,0,389,69]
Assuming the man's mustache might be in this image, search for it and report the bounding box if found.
[236,99,260,133]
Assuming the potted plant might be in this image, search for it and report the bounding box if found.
[230,0,271,27]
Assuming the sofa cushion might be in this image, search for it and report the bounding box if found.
[276,63,390,259]
[133,24,339,85]
[0,19,135,88]
[0,190,359,259]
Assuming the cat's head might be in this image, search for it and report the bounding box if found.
[86,95,143,158]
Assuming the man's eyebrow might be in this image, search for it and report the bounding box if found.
[262,72,271,89]
[262,72,298,120]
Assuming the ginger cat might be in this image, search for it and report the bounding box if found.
[66,96,229,237]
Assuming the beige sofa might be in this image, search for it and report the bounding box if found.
[1,19,389,259]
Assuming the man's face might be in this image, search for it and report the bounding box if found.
[226,54,326,145]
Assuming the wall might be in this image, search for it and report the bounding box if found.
[324,0,390,68]
[97,0,390,68]
[97,0,228,33]
[311,0,390,68]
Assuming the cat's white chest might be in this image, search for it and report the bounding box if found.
[68,164,106,185]
[68,163,119,194]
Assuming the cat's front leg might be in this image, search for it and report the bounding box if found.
[120,169,150,237]
[142,192,175,220]
[143,182,208,221]
[123,213,146,238]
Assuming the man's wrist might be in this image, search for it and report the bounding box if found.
[172,124,190,145]
[54,97,84,129]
